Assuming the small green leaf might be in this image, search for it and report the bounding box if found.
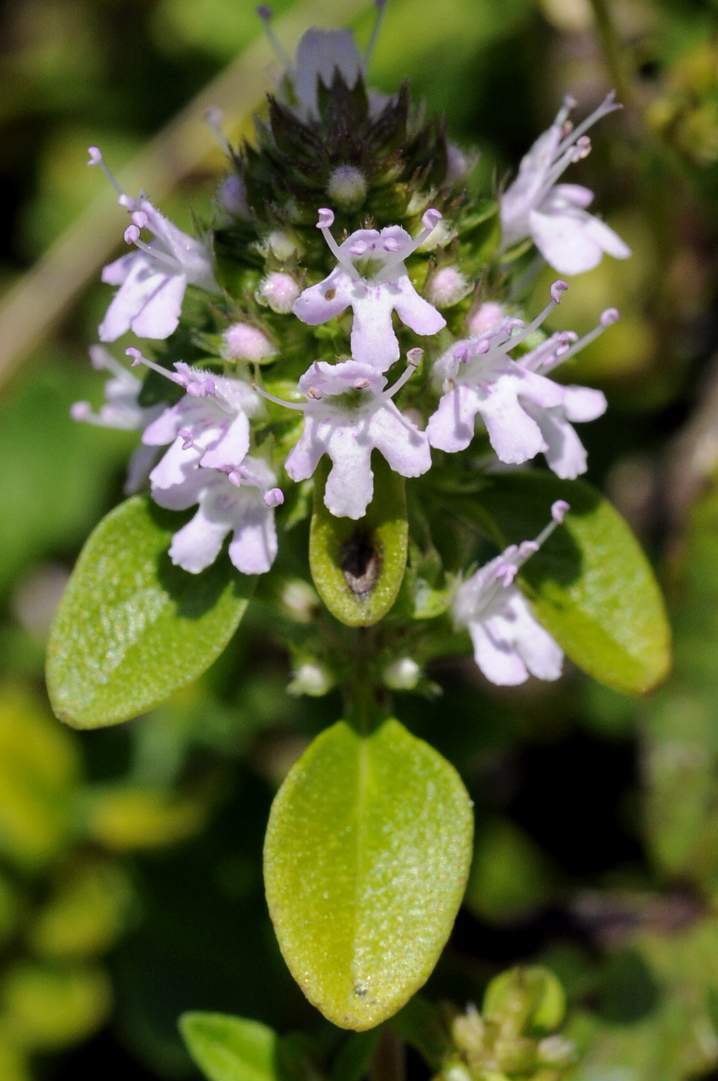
[264,717,473,1030]
[180,1012,278,1081]
[478,473,671,695]
[309,456,408,627]
[46,496,253,729]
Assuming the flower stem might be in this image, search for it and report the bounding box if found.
[370,1029,406,1081]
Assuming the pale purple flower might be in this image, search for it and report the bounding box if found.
[126,349,262,494]
[427,284,613,479]
[88,147,218,343]
[71,345,161,494]
[500,93,631,275]
[259,351,431,520]
[152,456,280,576]
[453,501,569,686]
[292,208,446,372]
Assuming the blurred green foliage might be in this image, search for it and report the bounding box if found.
[4,0,718,1078]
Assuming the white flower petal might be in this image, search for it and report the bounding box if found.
[228,492,278,574]
[370,402,432,477]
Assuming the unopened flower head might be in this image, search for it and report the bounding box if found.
[223,321,277,362]
[327,165,368,210]
[426,266,472,309]
[256,272,301,314]
[88,147,218,342]
[500,93,631,275]
[428,284,613,479]
[453,501,569,685]
[292,208,446,371]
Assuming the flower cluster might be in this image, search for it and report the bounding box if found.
[73,7,626,687]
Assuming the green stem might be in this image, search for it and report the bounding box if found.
[369,1029,406,1081]
[587,0,632,105]
[343,627,387,735]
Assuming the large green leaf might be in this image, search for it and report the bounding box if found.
[180,1013,278,1081]
[309,456,408,627]
[264,717,473,1030]
[477,473,671,695]
[46,496,253,729]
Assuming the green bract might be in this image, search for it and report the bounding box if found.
[46,496,253,728]
[309,457,409,627]
[478,473,671,695]
[263,717,473,1030]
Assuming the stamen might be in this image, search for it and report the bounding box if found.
[87,145,131,204]
[560,308,619,362]
[384,348,422,399]
[505,284,566,350]
[364,0,388,73]
[253,382,307,412]
[126,347,187,390]
[264,487,284,508]
[554,93,577,129]
[315,208,361,279]
[89,344,137,383]
[204,106,232,156]
[123,225,179,273]
[256,5,292,70]
[379,209,442,277]
[556,90,619,156]
[178,427,206,453]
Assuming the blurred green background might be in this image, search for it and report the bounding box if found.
[3,0,718,1078]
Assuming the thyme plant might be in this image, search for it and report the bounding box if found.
[44,4,671,1076]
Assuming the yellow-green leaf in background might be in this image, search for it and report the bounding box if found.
[264,718,473,1030]
[180,1012,279,1081]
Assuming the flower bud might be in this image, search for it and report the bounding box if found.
[267,229,301,261]
[287,661,334,697]
[467,300,505,337]
[483,966,566,1037]
[279,579,319,623]
[222,322,276,362]
[451,1004,485,1056]
[327,165,368,210]
[217,174,250,219]
[427,266,472,309]
[537,1035,577,1069]
[446,142,471,183]
[383,657,421,691]
[256,271,301,314]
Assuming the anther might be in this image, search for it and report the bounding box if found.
[264,487,284,508]
[550,279,568,304]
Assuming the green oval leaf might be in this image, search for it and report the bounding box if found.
[264,717,473,1030]
[46,496,253,729]
[180,1012,278,1081]
[309,456,408,627]
[478,473,671,695]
